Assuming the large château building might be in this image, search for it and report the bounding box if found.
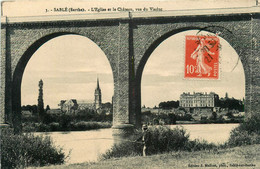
[180,92,219,108]
[59,78,102,113]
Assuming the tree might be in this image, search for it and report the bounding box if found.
[210,112,217,121]
[21,104,38,115]
[218,97,244,112]
[159,100,179,109]
[168,113,177,124]
[226,111,234,118]
[45,105,50,112]
[37,79,45,121]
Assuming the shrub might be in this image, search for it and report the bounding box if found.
[101,126,190,159]
[238,114,260,134]
[49,122,60,131]
[36,123,51,132]
[1,128,66,168]
[227,114,260,147]
[71,121,112,131]
[184,139,217,151]
[72,121,98,130]
[22,122,37,132]
[59,114,72,131]
[148,126,189,153]
[101,140,143,159]
[227,127,260,147]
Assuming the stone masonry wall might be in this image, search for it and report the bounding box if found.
[251,17,260,115]
[0,26,6,123]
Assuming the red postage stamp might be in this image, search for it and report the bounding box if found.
[185,35,219,79]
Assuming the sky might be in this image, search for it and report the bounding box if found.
[141,30,245,107]
[21,35,114,108]
[21,30,245,108]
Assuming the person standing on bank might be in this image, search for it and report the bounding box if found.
[142,124,149,157]
[135,124,151,156]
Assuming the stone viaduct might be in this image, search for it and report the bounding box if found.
[1,7,260,133]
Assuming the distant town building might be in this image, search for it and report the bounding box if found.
[59,78,106,114]
[46,109,62,115]
[180,92,219,108]
[59,99,78,113]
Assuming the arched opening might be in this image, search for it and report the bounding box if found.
[12,34,114,130]
[139,29,245,125]
[12,34,114,163]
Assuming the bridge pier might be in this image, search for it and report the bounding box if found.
[111,20,141,136]
[112,124,135,136]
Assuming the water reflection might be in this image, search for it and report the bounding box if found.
[36,123,239,164]
[37,128,114,164]
[169,123,239,144]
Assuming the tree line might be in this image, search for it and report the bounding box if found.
[158,98,243,111]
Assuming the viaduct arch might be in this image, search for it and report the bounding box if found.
[14,33,115,131]
[1,8,260,133]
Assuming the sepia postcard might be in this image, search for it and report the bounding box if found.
[1,0,259,168]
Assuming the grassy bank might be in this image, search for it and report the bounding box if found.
[1,128,66,168]
[35,144,260,169]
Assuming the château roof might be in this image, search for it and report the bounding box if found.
[65,99,77,104]
[181,92,217,96]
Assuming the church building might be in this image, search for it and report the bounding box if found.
[59,78,102,114]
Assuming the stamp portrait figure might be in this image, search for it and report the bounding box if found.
[190,37,215,76]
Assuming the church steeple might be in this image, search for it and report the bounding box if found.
[97,78,100,90]
[94,78,102,112]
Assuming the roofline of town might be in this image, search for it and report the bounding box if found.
[1,6,260,24]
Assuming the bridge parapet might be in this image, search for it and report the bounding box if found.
[1,6,259,24]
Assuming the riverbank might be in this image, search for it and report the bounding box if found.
[35,144,259,169]
[175,120,243,124]
[22,121,112,132]
[31,124,238,164]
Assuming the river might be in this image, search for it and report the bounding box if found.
[37,123,239,164]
